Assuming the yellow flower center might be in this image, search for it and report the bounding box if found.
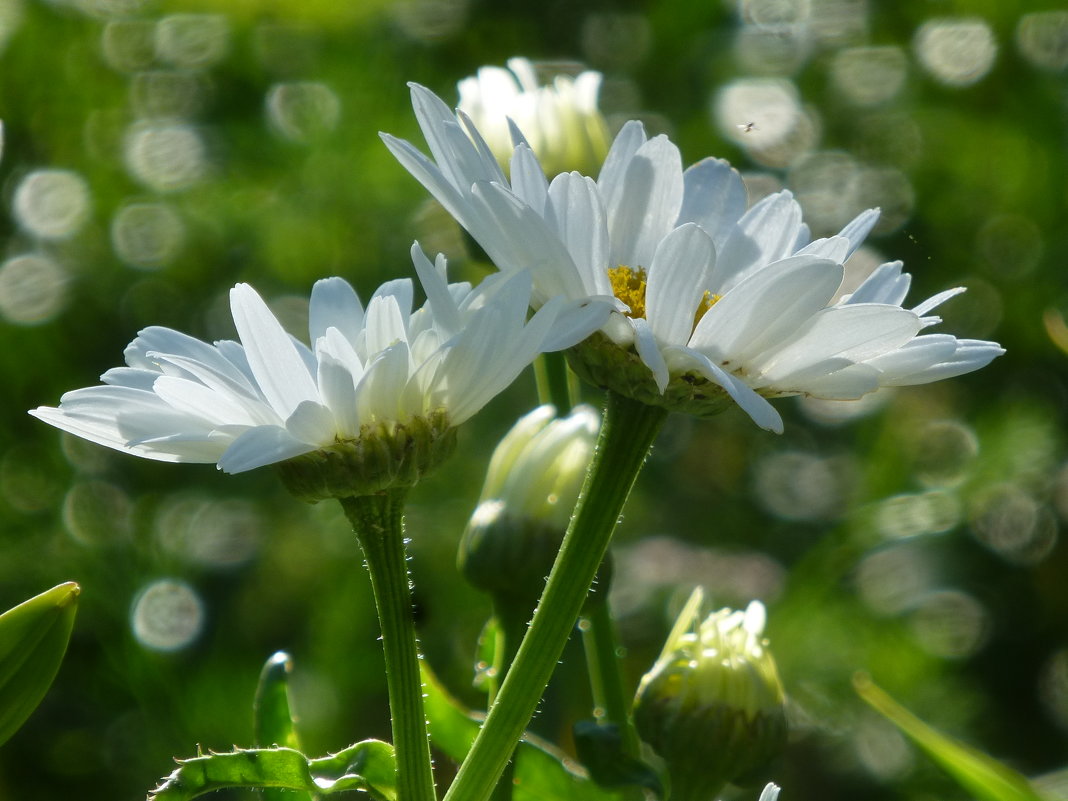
[607,265,721,331]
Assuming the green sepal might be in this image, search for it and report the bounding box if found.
[254,651,311,801]
[421,662,621,800]
[854,674,1049,801]
[148,741,397,801]
[572,720,662,795]
[0,582,80,747]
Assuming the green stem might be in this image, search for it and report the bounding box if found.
[487,604,528,801]
[340,491,436,801]
[444,392,667,801]
[580,602,641,756]
[533,351,575,414]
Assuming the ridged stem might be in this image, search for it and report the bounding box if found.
[443,392,667,801]
[340,490,436,801]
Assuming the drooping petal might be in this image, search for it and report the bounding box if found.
[632,317,670,392]
[666,346,784,433]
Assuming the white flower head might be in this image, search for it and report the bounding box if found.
[382,85,1004,434]
[457,57,609,175]
[31,244,611,490]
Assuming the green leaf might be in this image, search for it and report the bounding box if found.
[254,651,312,801]
[854,673,1048,801]
[421,663,621,801]
[149,741,397,801]
[572,720,662,794]
[0,582,80,747]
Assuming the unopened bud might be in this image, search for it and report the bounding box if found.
[458,404,599,610]
[633,589,786,801]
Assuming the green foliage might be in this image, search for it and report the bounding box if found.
[254,651,312,801]
[0,583,79,748]
[421,663,621,801]
[148,741,397,801]
[855,674,1048,801]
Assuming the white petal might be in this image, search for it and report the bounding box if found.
[878,338,1004,385]
[714,191,804,292]
[124,326,235,379]
[310,277,364,347]
[546,172,612,296]
[354,342,412,422]
[912,286,966,316]
[835,207,880,256]
[632,317,669,392]
[217,426,314,473]
[380,133,474,225]
[666,345,784,433]
[411,243,461,337]
[864,334,959,377]
[645,223,716,346]
[755,304,922,382]
[677,157,747,247]
[689,255,842,364]
[796,235,851,262]
[101,366,160,391]
[842,261,910,306]
[31,386,226,462]
[758,783,781,801]
[606,135,685,270]
[316,349,360,439]
[365,293,410,356]
[471,181,587,301]
[509,143,550,216]
[785,362,880,398]
[230,283,319,418]
[597,120,647,210]
[285,399,337,445]
[539,297,617,352]
[152,375,260,427]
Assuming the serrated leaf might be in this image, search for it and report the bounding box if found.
[0,582,80,747]
[421,663,621,801]
[854,673,1048,801]
[254,651,311,801]
[149,741,397,801]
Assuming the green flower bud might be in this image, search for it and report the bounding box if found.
[633,589,786,801]
[276,411,456,503]
[458,404,599,609]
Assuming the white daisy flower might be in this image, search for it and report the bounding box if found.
[30,244,611,486]
[382,85,1004,434]
[457,57,609,175]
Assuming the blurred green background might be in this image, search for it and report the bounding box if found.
[1,0,1067,798]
